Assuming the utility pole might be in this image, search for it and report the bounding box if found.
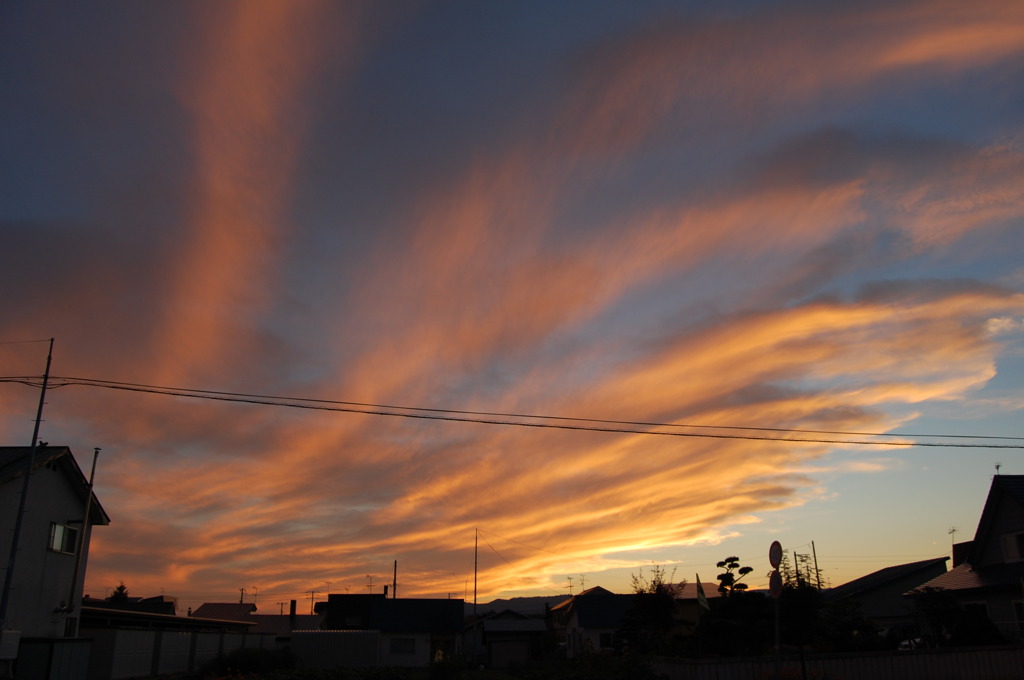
[473,529,479,665]
[67,447,100,636]
[811,541,822,590]
[0,338,54,631]
[239,588,246,604]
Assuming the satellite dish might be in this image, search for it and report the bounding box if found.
[769,541,783,569]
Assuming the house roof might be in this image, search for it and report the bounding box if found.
[827,557,949,601]
[914,561,1024,594]
[192,602,257,621]
[967,474,1024,566]
[470,608,548,633]
[82,606,253,632]
[83,595,176,616]
[549,586,615,612]
[0,445,110,525]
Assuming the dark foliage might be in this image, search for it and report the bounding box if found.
[107,580,130,602]
[620,565,686,655]
[902,586,1006,648]
[715,557,753,595]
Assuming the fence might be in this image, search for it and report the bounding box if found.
[653,645,1024,680]
[83,627,277,680]
[13,637,91,680]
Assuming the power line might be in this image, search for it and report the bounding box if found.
[477,533,559,593]
[36,376,1024,441]
[1,374,1022,449]
[478,529,564,557]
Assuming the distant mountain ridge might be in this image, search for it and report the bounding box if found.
[464,595,570,618]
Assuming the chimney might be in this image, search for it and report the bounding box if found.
[383,585,389,598]
[289,599,297,619]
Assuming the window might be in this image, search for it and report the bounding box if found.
[390,637,415,654]
[1000,533,1024,562]
[49,523,78,554]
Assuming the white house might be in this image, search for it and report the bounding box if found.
[0,445,109,644]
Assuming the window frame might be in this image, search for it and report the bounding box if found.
[48,522,79,555]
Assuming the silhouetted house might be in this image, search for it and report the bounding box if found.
[671,585,721,637]
[826,557,949,631]
[319,594,463,666]
[914,475,1024,640]
[191,602,257,622]
[0,445,109,674]
[549,586,637,657]
[463,609,548,669]
[82,594,177,616]
[251,600,323,640]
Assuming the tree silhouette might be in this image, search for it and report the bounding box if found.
[631,564,683,597]
[716,556,753,595]
[624,565,686,654]
[108,580,130,602]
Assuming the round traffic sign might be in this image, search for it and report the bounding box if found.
[769,540,783,568]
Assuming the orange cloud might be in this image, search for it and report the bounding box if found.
[147,2,356,385]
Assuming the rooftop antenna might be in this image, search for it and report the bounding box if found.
[949,526,958,550]
[995,462,1002,475]
[567,576,574,595]
[277,602,286,615]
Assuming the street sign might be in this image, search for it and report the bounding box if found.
[769,569,783,598]
[769,540,783,569]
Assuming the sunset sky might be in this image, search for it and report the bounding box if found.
[2,1,1024,615]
